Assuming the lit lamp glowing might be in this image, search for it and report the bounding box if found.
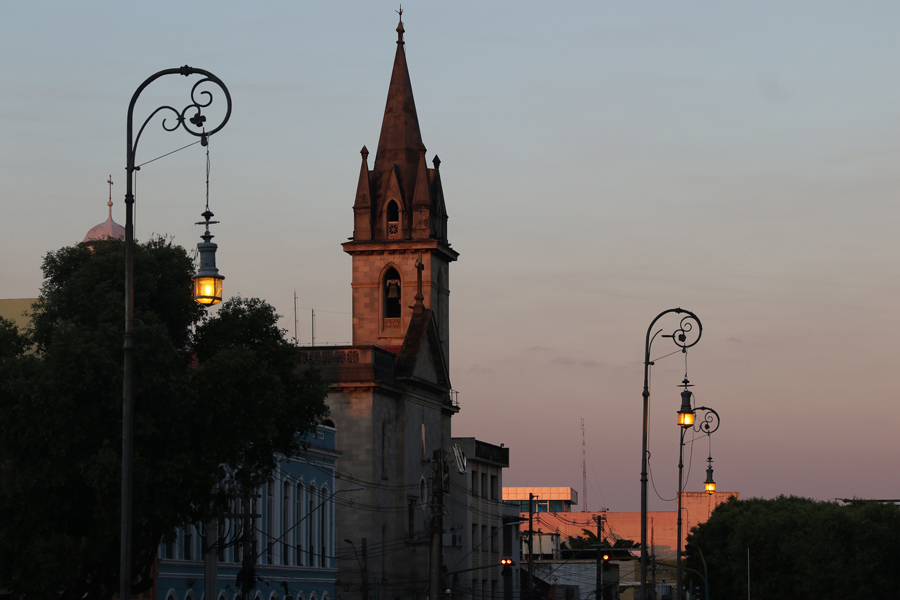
[704,458,716,494]
[192,210,224,305]
[677,383,694,427]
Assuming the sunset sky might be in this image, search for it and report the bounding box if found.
[2,1,899,513]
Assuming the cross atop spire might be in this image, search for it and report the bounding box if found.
[396,5,404,44]
[107,175,114,217]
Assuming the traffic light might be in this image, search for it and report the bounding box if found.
[684,543,696,561]
[501,558,515,576]
[601,552,610,572]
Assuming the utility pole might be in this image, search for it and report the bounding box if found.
[203,519,218,600]
[361,538,370,600]
[595,515,602,600]
[429,449,444,600]
[239,495,260,600]
[527,493,535,600]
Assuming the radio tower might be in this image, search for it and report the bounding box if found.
[581,417,587,512]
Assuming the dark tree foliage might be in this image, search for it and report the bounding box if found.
[0,238,329,600]
[686,495,900,600]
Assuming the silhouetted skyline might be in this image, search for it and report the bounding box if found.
[2,2,899,512]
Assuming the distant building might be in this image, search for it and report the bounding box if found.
[504,488,738,560]
[154,424,340,600]
[504,487,579,514]
[446,438,519,600]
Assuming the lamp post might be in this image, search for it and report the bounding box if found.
[344,538,369,600]
[120,66,231,600]
[675,403,719,600]
[640,309,702,600]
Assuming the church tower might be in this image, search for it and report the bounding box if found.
[342,17,457,363]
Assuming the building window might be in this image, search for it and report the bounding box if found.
[481,473,488,498]
[387,200,400,238]
[283,480,291,565]
[184,527,193,561]
[296,483,304,566]
[381,421,388,479]
[233,498,243,563]
[319,487,328,568]
[491,475,498,500]
[471,469,478,496]
[267,479,275,565]
[218,521,226,562]
[308,485,317,566]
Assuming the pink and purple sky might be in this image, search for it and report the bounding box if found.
[2,1,899,512]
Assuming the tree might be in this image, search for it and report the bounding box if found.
[0,238,329,600]
[686,495,900,600]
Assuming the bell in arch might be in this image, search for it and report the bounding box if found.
[387,280,401,299]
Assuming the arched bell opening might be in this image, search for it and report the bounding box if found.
[382,267,402,332]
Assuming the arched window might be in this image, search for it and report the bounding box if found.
[167,592,176,600]
[296,482,304,566]
[381,421,388,479]
[218,520,226,562]
[308,484,317,566]
[233,498,242,564]
[266,478,275,564]
[321,418,335,429]
[383,267,401,322]
[320,486,328,568]
[183,526,193,561]
[387,200,400,239]
[283,479,292,565]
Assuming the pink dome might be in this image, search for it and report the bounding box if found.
[84,200,125,243]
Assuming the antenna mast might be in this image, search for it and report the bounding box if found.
[293,290,299,345]
[582,417,587,512]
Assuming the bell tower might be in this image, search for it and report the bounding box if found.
[342,17,457,363]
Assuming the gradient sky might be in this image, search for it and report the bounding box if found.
[2,1,899,513]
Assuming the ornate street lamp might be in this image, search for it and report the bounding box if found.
[677,381,695,427]
[676,403,719,600]
[191,210,224,305]
[704,458,716,494]
[640,309,702,600]
[120,66,231,600]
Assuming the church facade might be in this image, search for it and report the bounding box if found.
[297,17,460,600]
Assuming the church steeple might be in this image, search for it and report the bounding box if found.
[372,14,423,217]
[343,18,458,361]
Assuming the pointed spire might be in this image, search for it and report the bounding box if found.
[373,15,423,208]
[412,145,432,238]
[352,146,373,240]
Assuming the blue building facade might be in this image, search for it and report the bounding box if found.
[154,424,340,600]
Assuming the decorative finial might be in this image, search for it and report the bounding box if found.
[413,251,425,313]
[396,5,405,43]
[432,155,441,169]
[361,145,369,160]
[107,175,114,217]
